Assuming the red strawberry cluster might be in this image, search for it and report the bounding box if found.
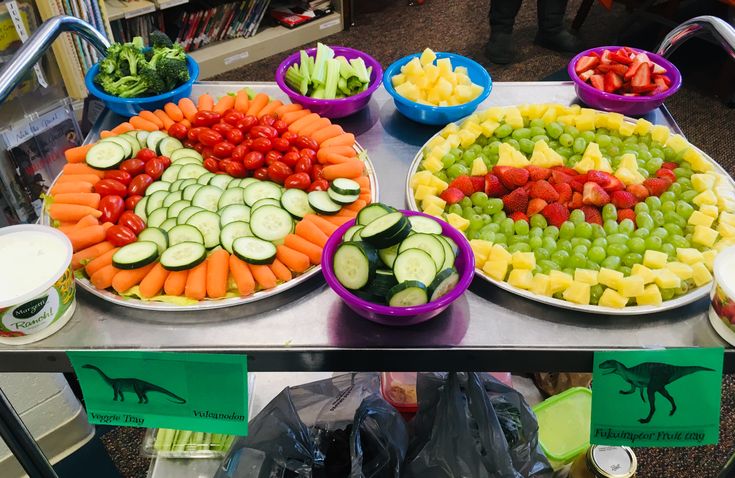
[575,47,671,96]
[440,164,676,228]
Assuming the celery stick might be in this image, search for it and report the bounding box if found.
[337,77,348,95]
[285,67,304,92]
[153,428,167,451]
[222,434,236,452]
[312,87,325,99]
[188,431,204,450]
[324,58,341,99]
[346,76,364,95]
[173,430,192,451]
[336,56,356,79]
[350,58,370,83]
[156,428,176,451]
[210,433,223,450]
[202,433,212,450]
[312,43,334,86]
[300,51,311,81]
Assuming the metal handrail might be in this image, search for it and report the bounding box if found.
[0,15,110,104]
[656,15,735,60]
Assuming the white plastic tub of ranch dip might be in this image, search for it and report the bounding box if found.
[709,246,735,346]
[0,224,76,344]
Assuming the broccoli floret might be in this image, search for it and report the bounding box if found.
[157,57,189,87]
[140,67,166,96]
[149,30,173,49]
[131,36,145,50]
[98,75,148,98]
[118,44,145,76]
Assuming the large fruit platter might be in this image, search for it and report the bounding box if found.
[407,103,735,314]
[46,89,376,310]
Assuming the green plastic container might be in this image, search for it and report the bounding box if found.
[532,387,592,468]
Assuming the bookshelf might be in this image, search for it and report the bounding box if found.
[105,0,156,21]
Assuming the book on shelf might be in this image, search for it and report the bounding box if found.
[269,0,333,28]
[0,2,42,102]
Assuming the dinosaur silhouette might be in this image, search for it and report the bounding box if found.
[82,364,186,404]
[598,359,713,424]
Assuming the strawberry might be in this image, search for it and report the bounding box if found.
[440,187,465,205]
[575,55,600,74]
[526,165,551,181]
[493,166,529,189]
[510,211,529,222]
[470,176,485,193]
[604,71,623,93]
[617,208,636,223]
[662,161,678,170]
[626,183,649,200]
[643,178,670,197]
[551,166,579,176]
[502,188,529,214]
[580,206,603,225]
[570,175,588,193]
[550,170,574,185]
[569,192,583,209]
[655,168,676,182]
[530,180,560,202]
[583,182,611,207]
[590,74,605,91]
[611,190,637,209]
[586,170,622,191]
[554,182,573,204]
[484,174,508,197]
[449,176,475,196]
[527,198,548,216]
[542,203,570,228]
[631,62,652,93]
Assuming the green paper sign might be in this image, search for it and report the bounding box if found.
[591,348,723,447]
[68,351,248,435]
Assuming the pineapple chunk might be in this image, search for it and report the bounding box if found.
[462,121,483,137]
[445,133,461,149]
[598,268,624,289]
[643,250,668,269]
[529,140,564,168]
[614,167,645,186]
[604,112,624,131]
[530,273,551,296]
[676,248,704,265]
[469,83,485,99]
[488,243,512,262]
[410,170,434,188]
[422,157,443,173]
[419,48,436,66]
[422,204,445,217]
[599,288,629,308]
[563,281,591,305]
[541,107,558,123]
[446,213,470,232]
[700,204,720,219]
[619,153,638,171]
[436,57,452,75]
[618,122,635,137]
[480,120,500,137]
[440,123,460,137]
[413,184,438,201]
[618,276,645,298]
[693,190,717,207]
[688,211,715,228]
[470,240,493,259]
[692,173,717,192]
[548,270,574,294]
[391,73,407,87]
[667,261,693,280]
[692,225,719,247]
[481,107,506,122]
[719,222,735,238]
[575,114,596,132]
[470,157,488,176]
[454,66,468,77]
[654,269,681,289]
[456,85,473,102]
[503,107,524,129]
[421,195,446,211]
[631,264,656,284]
[497,142,530,167]
[428,175,449,190]
[459,129,479,148]
[720,211,735,228]
[650,125,670,144]
[666,133,689,153]
[683,147,713,172]
[634,118,653,135]
[508,269,534,289]
[403,57,424,76]
[702,250,717,271]
[636,284,663,306]
[435,77,453,99]
[424,64,439,84]
[691,262,713,287]
[574,269,599,285]
[511,251,536,270]
[483,260,509,281]
[395,81,420,102]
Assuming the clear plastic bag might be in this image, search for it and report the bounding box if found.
[215,373,408,478]
[405,372,553,478]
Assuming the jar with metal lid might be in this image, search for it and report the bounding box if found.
[569,445,637,478]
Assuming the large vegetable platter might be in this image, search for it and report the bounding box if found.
[406,103,735,315]
[45,89,377,311]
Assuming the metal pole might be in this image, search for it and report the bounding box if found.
[0,386,58,478]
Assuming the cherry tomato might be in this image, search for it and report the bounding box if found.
[284,172,311,190]
[98,195,125,223]
[136,148,157,162]
[94,179,127,197]
[267,161,292,184]
[295,156,313,174]
[272,119,288,135]
[250,125,278,140]
[231,144,248,161]
[308,179,329,192]
[236,116,258,133]
[224,161,246,178]
[213,142,235,159]
[253,167,269,180]
[168,123,188,140]
[243,151,264,170]
[144,158,166,180]
[120,158,146,176]
[124,195,143,210]
[311,164,325,182]
[251,137,273,154]
[295,136,319,150]
[265,151,283,166]
[202,147,215,160]
[103,170,132,186]
[199,129,223,147]
[192,110,221,127]
[183,140,197,149]
[212,122,233,135]
[158,156,171,168]
[281,151,300,168]
[299,148,317,162]
[106,225,136,247]
[224,111,245,126]
[188,127,205,142]
[203,157,220,173]
[225,128,244,145]
[281,131,299,144]
[259,115,277,126]
[241,138,253,150]
[194,142,206,153]
[272,137,290,153]
[128,174,153,196]
[118,211,146,234]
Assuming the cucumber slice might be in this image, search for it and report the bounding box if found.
[100,136,132,159]
[219,204,251,226]
[218,187,245,208]
[281,189,314,218]
[147,208,168,228]
[243,181,282,206]
[330,178,361,196]
[145,181,171,196]
[158,137,183,158]
[443,235,459,256]
[177,206,204,225]
[171,156,201,166]
[327,188,359,205]
[177,178,196,191]
[161,164,183,183]
[333,241,378,290]
[112,241,159,270]
[378,243,400,268]
[353,228,364,241]
[369,220,412,249]
[343,225,363,241]
[168,224,204,246]
[250,205,293,242]
[197,172,216,185]
[167,200,190,219]
[251,198,281,210]
[171,148,202,162]
[160,242,206,272]
[118,133,141,157]
[307,191,341,215]
[220,221,253,254]
[357,203,395,225]
[178,164,208,180]
[85,141,125,169]
[146,130,168,153]
[239,178,258,189]
[182,183,203,201]
[387,281,428,307]
[209,174,233,190]
[134,196,148,222]
[398,233,445,272]
[428,268,459,301]
[227,179,242,189]
[163,190,183,207]
[434,235,456,271]
[191,185,223,212]
[170,179,185,191]
[233,237,276,265]
[159,218,177,232]
[369,269,398,299]
[393,248,437,286]
[360,212,409,246]
[186,210,221,248]
[146,190,168,215]
[135,130,150,147]
[408,216,443,235]
[138,228,168,255]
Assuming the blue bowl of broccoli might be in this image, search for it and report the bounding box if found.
[86,32,199,117]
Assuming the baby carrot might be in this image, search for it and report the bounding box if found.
[52,192,101,209]
[110,122,134,135]
[248,263,277,290]
[130,116,159,132]
[164,102,184,122]
[90,264,119,290]
[269,258,292,282]
[163,269,189,296]
[316,145,356,163]
[178,98,198,121]
[321,133,355,149]
[229,255,255,296]
[99,131,114,139]
[312,124,344,145]
[281,109,311,125]
[274,103,302,116]
[64,144,93,163]
[57,214,99,234]
[154,109,175,130]
[179,118,191,128]
[322,160,364,180]
[319,153,354,165]
[284,234,322,264]
[65,224,106,252]
[234,89,250,113]
[139,110,164,129]
[213,94,235,114]
[295,219,329,248]
[256,100,282,118]
[354,175,370,190]
[55,174,100,185]
[49,181,94,195]
[359,191,372,204]
[287,113,320,133]
[197,93,214,111]
[246,93,270,117]
[62,163,105,177]
[344,199,367,212]
[206,249,229,298]
[276,245,310,273]
[49,203,102,222]
[184,260,208,300]
[85,247,119,277]
[71,241,114,270]
[112,263,156,294]
[304,214,339,236]
[300,117,331,137]
[139,263,170,298]
[325,214,355,225]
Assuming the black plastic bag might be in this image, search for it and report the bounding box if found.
[405,372,553,478]
[215,373,408,478]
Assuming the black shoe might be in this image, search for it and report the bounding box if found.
[485,32,516,65]
[534,30,581,53]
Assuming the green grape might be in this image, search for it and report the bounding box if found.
[514,220,530,235]
[466,227,480,240]
[674,167,692,178]
[470,215,484,230]
[575,222,593,239]
[545,237,561,251]
[607,233,628,245]
[623,252,643,267]
[623,136,638,145]
[559,221,575,239]
[619,219,635,235]
[471,192,489,208]
[619,266,632,276]
[607,243,629,257]
[663,223,683,237]
[589,246,606,263]
[529,118,545,128]
[680,190,698,202]
[634,202,649,214]
[569,254,588,268]
[639,134,651,146]
[503,138,521,150]
[512,127,532,140]
[488,141,501,154]
[463,149,477,162]
[487,223,501,233]
[544,225,560,239]
[652,227,668,239]
[573,137,587,154]
[478,229,495,242]
[590,284,604,305]
[539,260,561,273]
[661,243,676,258]
[572,245,588,256]
[530,214,547,229]
[581,130,596,143]
[493,211,507,223]
[441,153,457,168]
[501,218,515,236]
[448,204,462,216]
[638,150,652,162]
[603,220,619,235]
[469,143,483,154]
[567,154,582,167]
[472,206,483,215]
[447,163,469,179]
[571,238,592,248]
[675,201,694,220]
[676,177,692,189]
[610,135,622,146]
[636,213,654,230]
[645,196,662,210]
[670,234,689,248]
[666,182,681,198]
[602,204,618,222]
[559,133,574,147]
[493,232,507,244]
[519,138,535,155]
[638,168,650,179]
[649,147,663,158]
[529,236,543,250]
[660,201,676,214]
[564,125,580,136]
[494,123,513,138]
[627,237,646,253]
[595,134,611,147]
[475,135,489,147]
[551,250,569,266]
[535,248,551,261]
[482,145,494,157]
[462,206,474,218]
[531,135,549,144]
[530,226,544,238]
[435,171,449,184]
[660,191,676,203]
[450,147,463,158]
[508,243,532,253]
[586,261,601,271]
[529,126,545,137]
[570,209,586,224]
[645,157,663,173]
[645,236,663,250]
[545,122,563,139]
[651,210,665,226]
[661,288,676,300]
[460,197,472,209]
[601,255,622,269]
[633,227,650,238]
[607,145,620,156]
[557,146,573,158]
[484,198,504,215]
[592,237,608,248]
[591,224,606,239]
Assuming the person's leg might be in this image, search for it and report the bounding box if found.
[485,0,523,64]
[535,0,581,52]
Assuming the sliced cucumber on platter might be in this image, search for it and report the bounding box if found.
[243,181,282,206]
[191,185,223,212]
[177,206,204,225]
[307,191,341,215]
[146,208,168,228]
[196,172,216,185]
[163,190,183,207]
[158,137,183,158]
[218,187,245,209]
[182,183,203,201]
[281,189,314,218]
[232,237,277,265]
[327,188,359,205]
[146,130,168,153]
[250,205,293,242]
[159,218,177,232]
[160,242,207,271]
[85,141,126,170]
[170,148,202,162]
[330,178,361,196]
[100,136,132,159]
[209,174,233,190]
[146,190,168,215]
[112,241,159,270]
[251,198,281,211]
[145,181,171,196]
[138,228,168,255]
[220,221,253,254]
[219,204,251,227]
[161,164,183,183]
[134,196,149,222]
[408,215,442,235]
[186,210,221,248]
[168,224,204,246]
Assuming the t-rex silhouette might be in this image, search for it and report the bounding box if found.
[599,359,713,424]
[82,364,186,404]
